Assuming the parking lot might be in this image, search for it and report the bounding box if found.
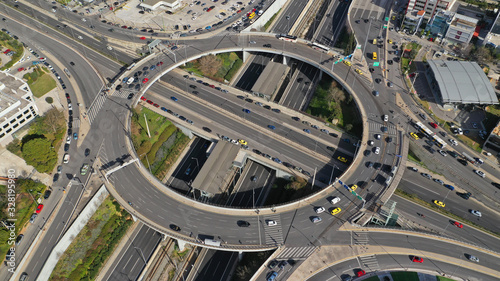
[105,0,270,34]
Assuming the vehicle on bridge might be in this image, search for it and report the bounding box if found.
[277,34,297,42]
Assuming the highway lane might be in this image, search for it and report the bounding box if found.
[314,0,349,47]
[105,224,162,281]
[235,52,274,91]
[161,71,354,156]
[271,0,309,34]
[397,169,500,235]
[144,82,350,179]
[225,162,274,208]
[280,62,319,110]
[306,253,498,281]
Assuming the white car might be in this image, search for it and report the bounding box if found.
[107,46,113,50]
[330,196,341,204]
[311,216,322,223]
[77,36,83,40]
[68,103,72,110]
[127,77,135,85]
[474,170,485,178]
[266,220,277,226]
[82,18,87,22]
[66,136,71,144]
[468,255,479,262]
[63,153,70,164]
[470,210,482,217]
[438,150,447,157]
[375,134,381,140]
[314,207,325,214]
[383,115,388,122]
[374,147,380,154]
[476,158,484,165]
[448,139,458,146]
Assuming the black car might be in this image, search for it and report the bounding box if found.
[15,234,24,245]
[70,61,75,66]
[44,190,51,199]
[272,108,281,113]
[202,127,212,132]
[53,173,59,182]
[127,93,134,100]
[263,105,272,110]
[237,220,250,227]
[189,85,197,89]
[135,84,141,90]
[116,84,122,90]
[459,192,471,200]
[492,182,500,189]
[236,95,245,100]
[457,159,468,166]
[263,44,272,48]
[170,224,181,231]
[85,148,90,157]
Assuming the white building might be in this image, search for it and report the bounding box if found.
[403,10,426,34]
[0,72,39,144]
[444,14,478,45]
[405,0,456,20]
[139,0,181,11]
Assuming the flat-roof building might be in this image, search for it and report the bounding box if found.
[0,72,39,144]
[403,10,426,34]
[139,0,181,11]
[405,0,456,20]
[426,60,498,105]
[444,14,478,45]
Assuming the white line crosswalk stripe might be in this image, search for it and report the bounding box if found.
[276,246,318,260]
[359,255,380,271]
[86,94,108,124]
[263,214,284,246]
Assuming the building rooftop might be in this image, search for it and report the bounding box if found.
[451,14,478,27]
[0,72,31,120]
[428,60,498,104]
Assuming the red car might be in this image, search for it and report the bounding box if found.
[453,221,463,228]
[146,100,153,104]
[36,204,44,214]
[209,85,215,88]
[3,49,11,54]
[153,103,159,108]
[140,96,147,101]
[121,25,128,29]
[356,270,366,277]
[412,256,424,263]
[140,36,146,40]
[17,67,25,72]
[430,122,438,129]
[237,10,241,13]
[142,78,149,83]
[156,61,163,66]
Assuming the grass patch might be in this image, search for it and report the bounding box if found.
[407,147,422,164]
[23,67,57,98]
[456,134,483,153]
[231,251,273,281]
[181,52,242,83]
[131,106,190,179]
[51,196,133,280]
[394,189,500,238]
[306,75,362,137]
[391,272,419,281]
[263,9,280,31]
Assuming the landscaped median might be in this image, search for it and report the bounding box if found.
[131,106,191,180]
[50,195,133,280]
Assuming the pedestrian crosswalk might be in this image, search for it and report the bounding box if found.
[368,121,398,136]
[112,89,137,99]
[263,214,284,246]
[352,232,369,245]
[86,92,108,124]
[276,246,318,260]
[359,255,380,271]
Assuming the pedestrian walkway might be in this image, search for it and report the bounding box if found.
[86,92,108,124]
[359,254,381,272]
[276,246,318,260]
[368,121,398,136]
[263,214,284,246]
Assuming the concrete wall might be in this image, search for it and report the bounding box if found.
[37,185,109,281]
[243,0,288,32]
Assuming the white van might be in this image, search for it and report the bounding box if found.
[63,153,70,164]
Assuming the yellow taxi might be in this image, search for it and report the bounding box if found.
[330,207,342,215]
[343,60,351,66]
[238,139,248,145]
[337,156,348,163]
[388,39,393,44]
[355,69,363,75]
[392,15,396,20]
[410,132,419,140]
[433,200,445,208]
[350,185,358,191]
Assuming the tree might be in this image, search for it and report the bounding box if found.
[22,138,57,173]
[198,55,221,76]
[473,46,493,64]
[345,124,353,131]
[44,108,65,134]
[45,97,53,104]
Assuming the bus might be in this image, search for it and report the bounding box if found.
[311,42,330,53]
[415,122,433,137]
[431,135,447,149]
[277,34,297,43]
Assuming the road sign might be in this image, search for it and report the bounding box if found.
[383,26,387,29]
[385,17,389,21]
[357,195,363,200]
[373,62,380,67]
[356,44,361,49]
[343,184,350,190]
[338,180,344,186]
[351,190,356,195]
